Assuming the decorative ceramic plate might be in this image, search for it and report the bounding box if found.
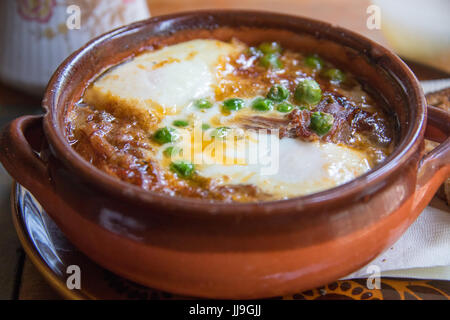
[11,183,450,300]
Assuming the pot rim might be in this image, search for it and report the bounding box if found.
[42,9,427,215]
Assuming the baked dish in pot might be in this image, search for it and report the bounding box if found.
[0,11,448,298]
[67,38,396,202]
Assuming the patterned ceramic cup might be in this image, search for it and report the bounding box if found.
[0,0,150,96]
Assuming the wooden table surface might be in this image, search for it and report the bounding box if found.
[0,0,448,300]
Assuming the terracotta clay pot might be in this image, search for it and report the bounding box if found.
[1,11,449,299]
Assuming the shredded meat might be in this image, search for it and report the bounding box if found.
[243,93,394,151]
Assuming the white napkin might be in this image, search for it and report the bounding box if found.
[345,79,450,280]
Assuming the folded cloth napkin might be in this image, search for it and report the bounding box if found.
[345,79,450,280]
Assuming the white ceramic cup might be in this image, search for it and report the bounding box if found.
[0,0,150,96]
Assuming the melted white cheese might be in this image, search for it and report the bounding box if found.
[85,39,241,115]
[184,134,370,198]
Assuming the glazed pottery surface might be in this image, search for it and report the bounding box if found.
[0,11,449,298]
[12,183,450,300]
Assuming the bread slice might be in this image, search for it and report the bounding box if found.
[426,87,450,113]
[425,87,450,206]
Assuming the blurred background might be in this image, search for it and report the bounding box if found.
[0,0,448,299]
[0,0,449,97]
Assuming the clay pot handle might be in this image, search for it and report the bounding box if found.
[0,115,52,198]
[416,105,450,207]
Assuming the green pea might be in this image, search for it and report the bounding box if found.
[294,79,322,105]
[172,120,189,127]
[267,84,289,102]
[304,54,324,70]
[223,98,245,111]
[201,123,211,130]
[323,68,346,83]
[170,161,195,178]
[260,53,283,69]
[310,111,334,135]
[163,146,182,157]
[276,102,294,113]
[258,42,282,54]
[194,98,213,109]
[153,127,179,144]
[252,97,274,111]
[211,126,231,138]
